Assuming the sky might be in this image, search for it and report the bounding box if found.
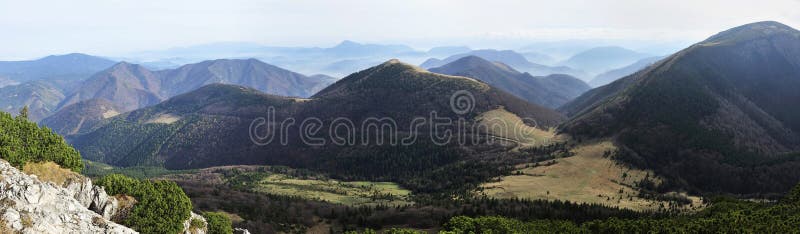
[1,0,799,60]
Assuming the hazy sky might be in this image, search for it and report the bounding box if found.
[1,0,799,59]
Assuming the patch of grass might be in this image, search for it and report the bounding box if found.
[20,212,32,228]
[248,173,413,206]
[480,141,703,211]
[22,161,82,186]
[216,167,413,207]
[476,108,559,147]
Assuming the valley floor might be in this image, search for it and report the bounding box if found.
[481,141,703,211]
[162,165,413,207]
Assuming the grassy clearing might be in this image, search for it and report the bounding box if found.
[144,113,181,124]
[480,141,703,211]
[476,108,561,147]
[247,173,413,207]
[102,109,120,119]
[164,165,414,207]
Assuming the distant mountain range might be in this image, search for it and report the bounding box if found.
[58,59,336,113]
[517,40,606,60]
[589,56,664,87]
[58,62,163,113]
[520,51,557,65]
[0,53,116,82]
[159,58,333,98]
[518,39,685,62]
[426,46,472,57]
[108,39,687,81]
[120,40,668,81]
[557,46,652,75]
[42,59,335,136]
[560,21,800,195]
[71,60,563,171]
[123,40,428,77]
[0,56,338,134]
[420,49,588,79]
[429,56,590,108]
[324,40,418,57]
[0,81,65,121]
[0,54,117,121]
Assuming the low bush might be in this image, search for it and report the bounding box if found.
[96,174,192,234]
[0,111,83,172]
[203,212,233,234]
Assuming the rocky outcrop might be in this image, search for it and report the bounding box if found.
[182,212,207,234]
[62,175,121,220]
[0,160,136,233]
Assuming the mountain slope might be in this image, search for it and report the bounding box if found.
[59,62,164,112]
[559,46,651,75]
[560,21,800,194]
[420,49,588,79]
[0,76,18,88]
[589,56,664,87]
[158,58,334,97]
[429,56,590,108]
[40,99,121,136]
[72,60,564,185]
[0,53,116,82]
[0,81,65,121]
[71,84,297,168]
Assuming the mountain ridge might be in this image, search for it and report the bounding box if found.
[429,56,590,108]
[52,58,335,121]
[558,46,651,76]
[420,49,588,79]
[0,53,116,82]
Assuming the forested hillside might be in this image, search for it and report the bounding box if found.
[560,21,800,195]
